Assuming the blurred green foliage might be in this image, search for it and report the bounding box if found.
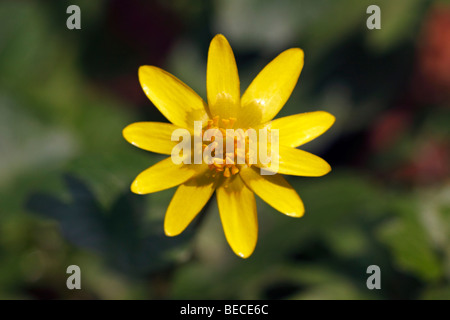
[0,0,449,299]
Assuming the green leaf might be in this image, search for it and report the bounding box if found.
[377,198,443,282]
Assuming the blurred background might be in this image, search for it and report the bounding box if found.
[0,0,449,299]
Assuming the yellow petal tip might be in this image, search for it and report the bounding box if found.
[285,210,305,218]
[164,228,179,237]
[138,64,152,73]
[236,251,252,259]
[318,111,336,129]
[130,178,150,195]
[210,34,231,49]
[228,242,256,259]
[284,48,304,64]
[130,181,142,195]
[315,162,332,177]
[122,125,133,142]
[212,33,227,41]
[137,65,149,80]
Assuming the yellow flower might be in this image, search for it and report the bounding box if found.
[123,34,335,258]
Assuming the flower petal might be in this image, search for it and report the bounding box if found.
[207,34,240,119]
[164,175,216,237]
[259,145,331,177]
[240,166,304,217]
[131,157,206,194]
[263,111,335,148]
[139,66,209,128]
[123,122,183,155]
[216,175,257,258]
[240,48,304,127]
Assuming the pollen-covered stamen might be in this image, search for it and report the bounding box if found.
[201,116,252,177]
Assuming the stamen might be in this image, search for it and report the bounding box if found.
[201,116,252,178]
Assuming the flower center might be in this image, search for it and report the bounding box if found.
[201,116,254,178]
